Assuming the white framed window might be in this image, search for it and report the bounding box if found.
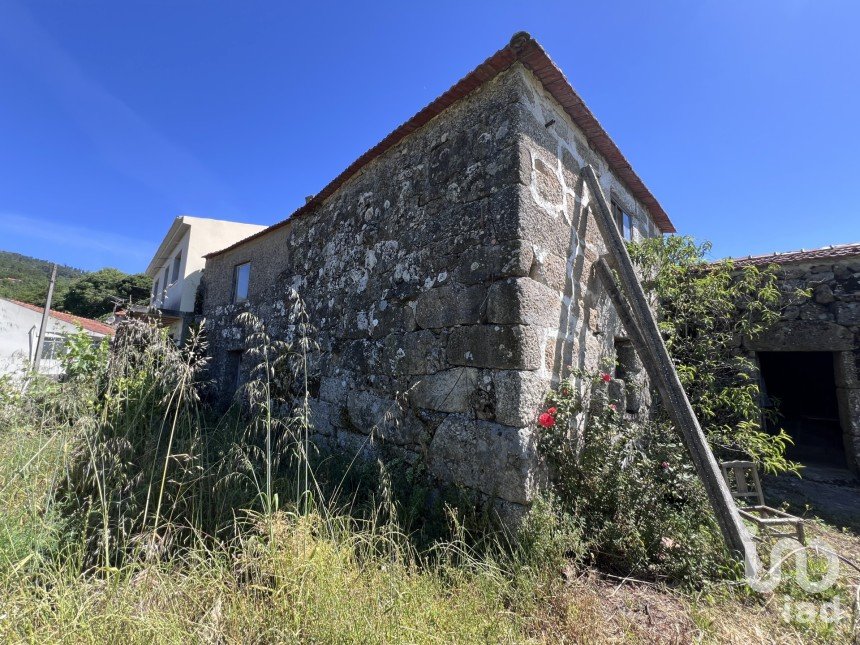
[163,267,170,290]
[152,278,160,303]
[40,334,65,362]
[233,262,250,303]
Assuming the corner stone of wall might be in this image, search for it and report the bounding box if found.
[201,63,660,521]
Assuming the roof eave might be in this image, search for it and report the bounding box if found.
[146,217,192,277]
[206,32,674,260]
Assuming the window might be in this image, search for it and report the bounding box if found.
[40,335,65,362]
[611,201,634,241]
[233,262,251,303]
[171,252,182,283]
[152,278,159,303]
[163,267,170,289]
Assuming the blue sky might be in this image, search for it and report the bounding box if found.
[1,1,858,273]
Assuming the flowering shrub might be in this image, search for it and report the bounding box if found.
[537,370,732,586]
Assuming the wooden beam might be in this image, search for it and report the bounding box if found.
[583,165,759,575]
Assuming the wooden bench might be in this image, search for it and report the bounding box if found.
[720,460,805,544]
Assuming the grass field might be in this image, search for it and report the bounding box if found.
[0,320,857,643]
[1,410,857,642]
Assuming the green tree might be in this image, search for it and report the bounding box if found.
[627,235,795,474]
[61,268,151,319]
[0,250,82,306]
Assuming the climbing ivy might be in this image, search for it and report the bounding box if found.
[627,235,797,474]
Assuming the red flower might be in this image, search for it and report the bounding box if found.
[601,373,612,383]
[660,461,670,470]
[547,407,557,415]
[609,403,617,412]
[538,413,556,428]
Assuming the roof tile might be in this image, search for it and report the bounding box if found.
[7,299,115,336]
[730,242,860,267]
[206,32,674,260]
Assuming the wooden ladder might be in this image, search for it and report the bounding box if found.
[582,165,760,576]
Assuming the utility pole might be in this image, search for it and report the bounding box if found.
[32,263,58,374]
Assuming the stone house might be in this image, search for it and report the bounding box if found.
[145,215,266,342]
[733,243,860,473]
[200,33,674,516]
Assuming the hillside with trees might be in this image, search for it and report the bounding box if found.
[0,251,83,307]
[61,268,151,319]
[0,250,150,320]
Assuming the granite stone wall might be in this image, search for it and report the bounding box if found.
[743,256,860,471]
[201,64,661,517]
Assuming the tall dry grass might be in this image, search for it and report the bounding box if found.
[0,316,574,643]
[0,313,855,643]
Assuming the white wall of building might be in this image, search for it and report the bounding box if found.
[149,216,265,315]
[0,299,107,377]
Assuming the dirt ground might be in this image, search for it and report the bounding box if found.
[548,468,860,643]
[764,465,860,532]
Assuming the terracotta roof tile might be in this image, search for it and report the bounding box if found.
[7,299,115,336]
[730,242,860,267]
[206,32,674,260]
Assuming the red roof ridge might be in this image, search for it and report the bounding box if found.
[729,241,860,267]
[5,298,116,336]
[205,32,674,260]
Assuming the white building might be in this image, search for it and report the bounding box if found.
[146,216,266,340]
[0,298,114,377]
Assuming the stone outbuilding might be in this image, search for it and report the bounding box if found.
[734,243,860,473]
[199,33,673,516]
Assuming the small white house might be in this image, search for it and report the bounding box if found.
[0,298,114,377]
[146,216,266,340]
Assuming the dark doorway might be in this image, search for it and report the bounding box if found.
[758,352,845,467]
[224,350,244,401]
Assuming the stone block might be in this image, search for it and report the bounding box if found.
[411,367,479,413]
[607,378,626,410]
[836,387,860,472]
[745,321,854,352]
[320,375,350,406]
[533,156,564,206]
[428,414,541,504]
[813,284,836,304]
[487,277,560,327]
[798,303,833,321]
[383,330,443,375]
[834,351,860,388]
[346,390,428,446]
[335,428,379,462]
[447,325,542,370]
[415,285,486,329]
[347,390,398,434]
[780,305,800,321]
[492,498,530,529]
[528,250,567,292]
[308,398,338,437]
[780,267,807,280]
[806,272,835,284]
[835,301,860,326]
[810,264,834,274]
[493,370,549,427]
[455,241,533,285]
[370,303,417,339]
